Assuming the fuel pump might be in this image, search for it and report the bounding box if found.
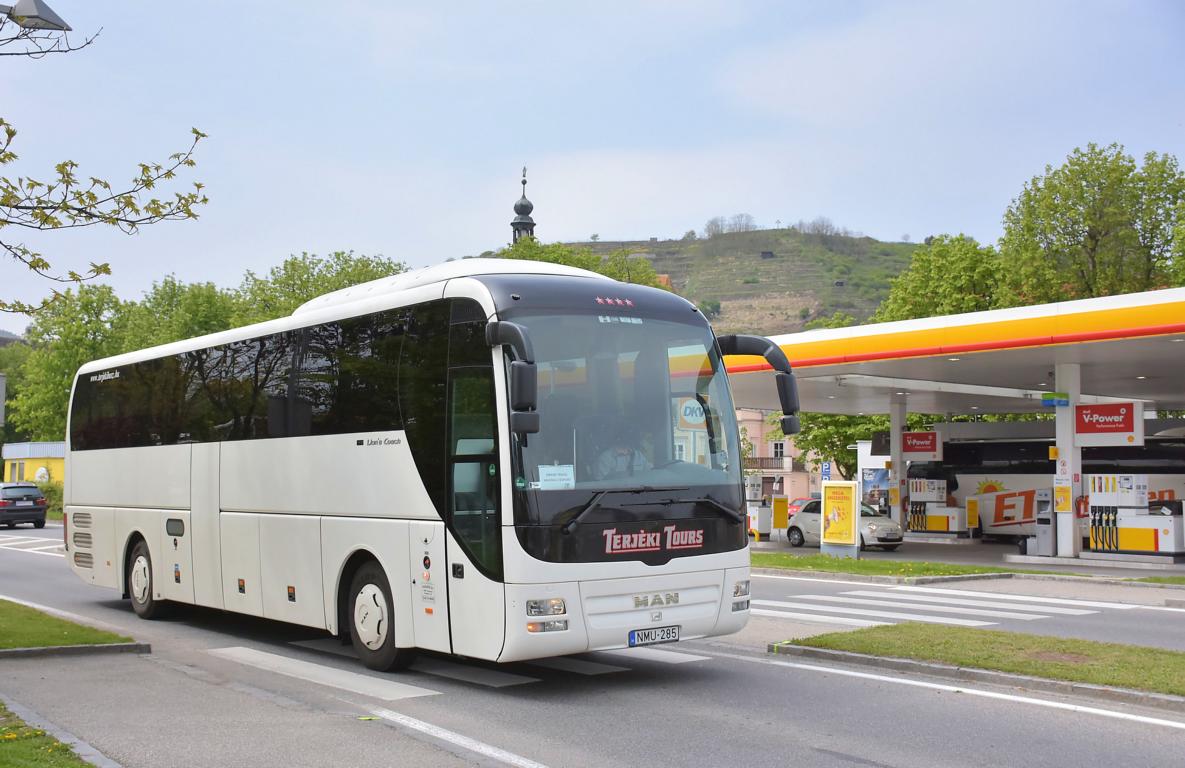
[1086,474,1184,554]
[907,478,969,535]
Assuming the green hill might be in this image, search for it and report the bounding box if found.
[574,229,917,336]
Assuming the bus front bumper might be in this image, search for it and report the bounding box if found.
[499,566,750,663]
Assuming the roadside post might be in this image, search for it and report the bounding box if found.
[820,480,859,559]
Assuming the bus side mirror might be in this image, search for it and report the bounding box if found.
[487,322,540,434]
[510,360,537,412]
[718,333,801,436]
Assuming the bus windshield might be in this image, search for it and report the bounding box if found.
[510,310,742,527]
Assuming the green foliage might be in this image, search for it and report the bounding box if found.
[9,286,129,439]
[697,299,721,319]
[1,119,209,314]
[805,311,856,330]
[496,238,663,288]
[873,235,1000,321]
[6,252,402,440]
[122,276,241,350]
[0,598,130,649]
[0,340,31,442]
[997,143,1185,305]
[233,251,405,325]
[37,481,63,520]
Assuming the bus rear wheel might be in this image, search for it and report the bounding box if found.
[348,561,416,672]
[127,540,165,619]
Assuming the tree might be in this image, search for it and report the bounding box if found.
[497,237,663,288]
[873,235,1000,322]
[589,233,600,242]
[703,216,726,238]
[681,229,697,241]
[1,14,207,314]
[233,251,405,325]
[8,285,129,439]
[728,213,756,233]
[0,339,31,442]
[997,143,1185,305]
[121,276,240,350]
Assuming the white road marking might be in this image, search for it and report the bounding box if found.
[601,646,711,664]
[752,599,994,627]
[0,544,64,558]
[373,708,549,768]
[795,594,1050,621]
[842,590,1098,615]
[751,608,887,627]
[696,649,1185,733]
[208,646,438,701]
[528,656,629,675]
[411,658,539,688]
[891,586,1141,610]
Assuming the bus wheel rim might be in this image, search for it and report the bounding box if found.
[354,584,388,651]
[131,555,150,603]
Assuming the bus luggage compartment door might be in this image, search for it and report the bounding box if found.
[158,511,194,604]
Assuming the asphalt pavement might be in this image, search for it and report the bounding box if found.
[3,526,1185,768]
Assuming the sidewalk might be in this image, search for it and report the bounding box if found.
[0,653,467,768]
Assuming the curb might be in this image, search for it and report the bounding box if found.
[0,692,124,768]
[751,567,1185,591]
[0,642,150,659]
[767,643,1185,714]
[751,567,1016,585]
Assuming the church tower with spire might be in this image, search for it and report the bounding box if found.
[511,167,535,243]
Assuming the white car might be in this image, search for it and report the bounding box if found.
[786,500,904,551]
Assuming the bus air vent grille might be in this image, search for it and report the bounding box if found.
[73,551,93,568]
[71,512,92,529]
[72,532,93,548]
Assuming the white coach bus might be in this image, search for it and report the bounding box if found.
[64,259,799,670]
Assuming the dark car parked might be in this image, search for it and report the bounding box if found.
[0,483,48,529]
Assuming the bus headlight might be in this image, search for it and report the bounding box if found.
[527,620,569,633]
[526,598,566,616]
[733,580,750,598]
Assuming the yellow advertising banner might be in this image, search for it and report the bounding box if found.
[1055,484,1072,513]
[821,481,859,546]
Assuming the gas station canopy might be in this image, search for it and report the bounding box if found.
[726,287,1185,415]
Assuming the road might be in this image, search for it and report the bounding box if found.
[2,527,1185,768]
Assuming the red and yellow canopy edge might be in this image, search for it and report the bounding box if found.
[724,300,1185,374]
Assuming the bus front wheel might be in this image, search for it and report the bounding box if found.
[127,540,165,619]
[348,561,416,672]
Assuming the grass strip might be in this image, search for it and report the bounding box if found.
[751,551,1057,578]
[0,702,91,767]
[1132,576,1185,585]
[789,623,1185,697]
[0,600,129,650]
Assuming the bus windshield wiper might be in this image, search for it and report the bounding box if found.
[662,494,744,524]
[561,486,690,535]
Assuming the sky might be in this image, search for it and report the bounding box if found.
[2,0,1183,326]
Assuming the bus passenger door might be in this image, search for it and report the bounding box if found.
[445,363,507,660]
[409,520,451,653]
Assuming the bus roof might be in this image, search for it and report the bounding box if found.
[75,259,614,376]
[293,258,611,315]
